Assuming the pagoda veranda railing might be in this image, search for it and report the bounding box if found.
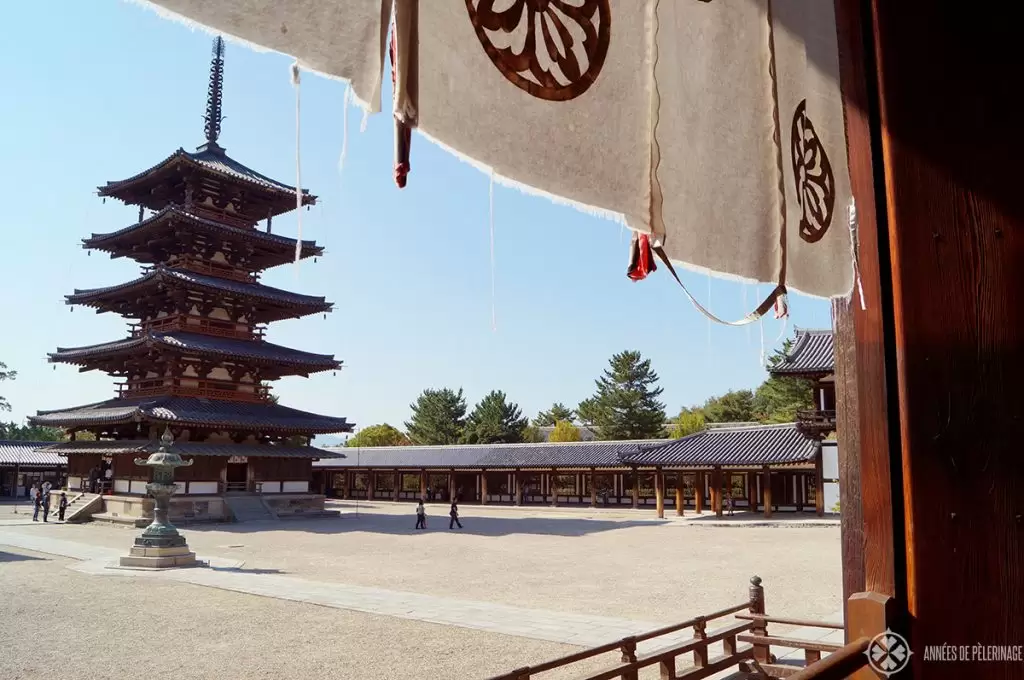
[116,377,272,404]
[131,315,266,342]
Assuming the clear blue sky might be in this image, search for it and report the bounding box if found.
[0,1,831,437]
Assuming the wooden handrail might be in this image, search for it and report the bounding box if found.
[735,613,845,630]
[486,577,764,680]
[737,634,843,653]
[783,637,870,680]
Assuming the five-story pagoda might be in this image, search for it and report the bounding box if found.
[31,38,352,523]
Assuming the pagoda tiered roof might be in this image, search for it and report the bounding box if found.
[49,331,341,377]
[84,205,323,269]
[97,142,316,220]
[769,329,835,379]
[30,396,353,435]
[67,267,333,321]
[44,440,345,460]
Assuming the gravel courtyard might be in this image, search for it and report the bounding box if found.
[0,502,841,679]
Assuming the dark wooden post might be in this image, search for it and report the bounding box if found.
[814,445,825,517]
[631,469,640,509]
[694,471,704,514]
[748,575,769,664]
[514,470,522,506]
[448,470,455,502]
[367,471,375,501]
[847,592,895,680]
[480,471,488,505]
[419,470,427,500]
[747,471,757,513]
[550,468,558,507]
[761,466,772,519]
[342,471,350,500]
[393,470,400,502]
[589,468,597,507]
[711,466,723,517]
[654,468,665,518]
[675,472,685,516]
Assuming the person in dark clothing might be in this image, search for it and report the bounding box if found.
[449,499,462,530]
[32,492,41,522]
[41,492,51,522]
[58,492,68,522]
[415,500,427,530]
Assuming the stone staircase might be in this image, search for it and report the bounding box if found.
[62,492,103,523]
[224,495,278,523]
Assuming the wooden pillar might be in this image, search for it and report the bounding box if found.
[814,445,825,517]
[419,470,427,500]
[711,466,723,517]
[674,472,684,516]
[654,468,665,519]
[393,471,400,502]
[748,576,769,664]
[550,469,558,507]
[589,468,597,507]
[448,471,455,502]
[747,471,757,513]
[514,471,522,506]
[631,469,639,509]
[367,471,375,501]
[342,471,350,500]
[480,471,488,505]
[693,471,704,514]
[761,466,771,519]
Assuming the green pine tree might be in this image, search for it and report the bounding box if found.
[533,402,576,427]
[462,390,528,444]
[404,388,467,445]
[578,350,666,440]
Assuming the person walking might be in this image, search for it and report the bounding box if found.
[32,488,41,522]
[415,500,427,530]
[58,492,69,522]
[449,498,462,530]
[41,491,51,523]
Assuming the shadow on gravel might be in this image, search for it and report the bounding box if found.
[185,511,665,537]
[0,550,47,563]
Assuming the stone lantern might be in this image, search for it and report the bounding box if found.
[119,427,198,568]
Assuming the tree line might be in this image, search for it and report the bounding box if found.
[348,342,814,447]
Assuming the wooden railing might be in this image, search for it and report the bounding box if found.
[796,410,837,438]
[135,314,264,342]
[118,378,271,404]
[487,577,766,680]
[171,255,256,283]
[187,205,258,230]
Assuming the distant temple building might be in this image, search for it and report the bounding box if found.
[29,38,352,523]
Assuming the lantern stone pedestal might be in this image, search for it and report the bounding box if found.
[119,429,198,569]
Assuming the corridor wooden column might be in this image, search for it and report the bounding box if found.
[747,471,757,513]
[514,471,522,506]
[367,471,375,501]
[694,471,704,514]
[419,470,427,500]
[589,469,597,507]
[393,471,400,502]
[814,446,825,517]
[654,468,665,519]
[631,470,640,509]
[674,472,684,517]
[342,471,350,500]
[710,466,723,517]
[448,471,456,502]
[480,471,489,505]
[550,469,558,507]
[761,466,772,519]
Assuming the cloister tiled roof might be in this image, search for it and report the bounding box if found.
[770,329,835,377]
[31,397,353,435]
[50,332,341,373]
[619,423,817,468]
[45,440,344,459]
[0,441,67,467]
[313,440,665,470]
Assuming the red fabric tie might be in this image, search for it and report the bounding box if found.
[627,233,657,281]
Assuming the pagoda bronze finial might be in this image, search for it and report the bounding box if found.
[203,36,226,145]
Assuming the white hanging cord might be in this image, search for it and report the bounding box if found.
[489,172,497,332]
[706,273,712,351]
[758,286,767,368]
[291,61,303,265]
[743,284,751,347]
[338,85,351,177]
[848,198,867,310]
[360,108,370,133]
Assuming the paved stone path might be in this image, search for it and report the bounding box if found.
[1,526,843,675]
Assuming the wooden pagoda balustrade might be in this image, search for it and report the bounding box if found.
[133,314,265,341]
[795,410,837,440]
[169,254,257,283]
[117,377,271,403]
[187,204,258,230]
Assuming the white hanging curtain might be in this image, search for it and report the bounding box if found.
[137,0,853,301]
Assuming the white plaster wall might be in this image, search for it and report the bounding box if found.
[188,481,219,495]
[129,480,149,495]
[282,481,309,493]
[823,443,840,512]
[260,481,282,494]
[114,479,131,494]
